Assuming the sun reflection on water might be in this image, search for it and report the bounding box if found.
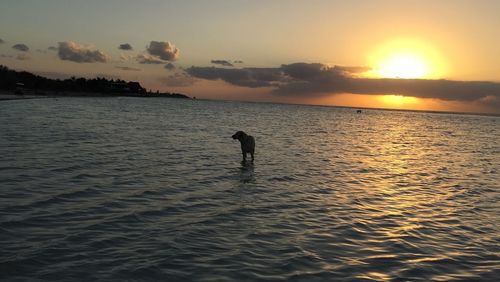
[316,110,488,279]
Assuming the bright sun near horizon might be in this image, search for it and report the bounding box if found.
[376,53,429,79]
[368,38,447,79]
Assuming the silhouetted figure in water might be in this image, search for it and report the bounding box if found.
[232,131,255,162]
[357,109,362,113]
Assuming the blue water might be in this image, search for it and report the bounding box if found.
[1,97,499,281]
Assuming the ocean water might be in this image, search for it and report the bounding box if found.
[0,97,499,281]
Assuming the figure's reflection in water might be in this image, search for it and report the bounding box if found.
[239,160,255,183]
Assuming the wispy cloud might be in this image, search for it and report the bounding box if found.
[162,72,197,87]
[136,54,164,64]
[187,62,500,104]
[118,43,133,50]
[116,66,141,71]
[16,53,31,60]
[12,43,29,52]
[187,66,283,88]
[57,41,108,63]
[48,46,58,51]
[119,53,133,61]
[146,41,179,61]
[0,38,5,44]
[211,60,233,67]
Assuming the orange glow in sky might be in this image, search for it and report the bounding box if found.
[379,95,420,107]
[1,1,499,114]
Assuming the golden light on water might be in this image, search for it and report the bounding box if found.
[368,38,447,79]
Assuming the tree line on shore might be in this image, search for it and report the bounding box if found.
[0,65,189,98]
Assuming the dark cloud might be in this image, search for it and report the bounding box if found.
[57,41,107,63]
[274,64,500,102]
[162,72,197,87]
[16,54,30,60]
[136,54,164,64]
[0,38,4,44]
[164,63,175,70]
[187,62,500,103]
[234,60,244,64]
[116,66,141,71]
[477,95,500,110]
[186,66,283,88]
[0,54,13,58]
[281,63,327,80]
[146,41,179,61]
[211,60,233,67]
[12,43,29,52]
[332,65,371,74]
[48,46,58,51]
[118,43,133,50]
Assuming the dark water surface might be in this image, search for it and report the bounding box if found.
[1,97,499,281]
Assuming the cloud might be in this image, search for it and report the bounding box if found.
[16,54,31,60]
[119,53,133,61]
[12,43,29,52]
[136,54,164,64]
[146,41,179,61]
[116,66,141,71]
[234,60,244,64]
[186,66,283,88]
[118,43,133,50]
[0,54,13,58]
[211,60,233,67]
[332,65,372,74]
[186,62,500,103]
[162,72,197,87]
[275,64,500,102]
[164,63,175,70]
[281,63,328,80]
[57,41,108,63]
[0,38,4,44]
[48,46,58,51]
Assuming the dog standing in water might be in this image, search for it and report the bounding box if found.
[232,131,255,162]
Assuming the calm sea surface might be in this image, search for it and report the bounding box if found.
[1,97,499,281]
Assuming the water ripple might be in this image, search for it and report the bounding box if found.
[1,98,499,281]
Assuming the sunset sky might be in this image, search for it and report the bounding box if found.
[1,0,499,113]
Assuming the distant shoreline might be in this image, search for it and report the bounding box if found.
[2,91,498,117]
[0,65,191,100]
[0,90,191,101]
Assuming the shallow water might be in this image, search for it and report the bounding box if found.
[1,97,499,281]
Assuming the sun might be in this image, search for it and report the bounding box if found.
[368,38,446,79]
[377,53,429,79]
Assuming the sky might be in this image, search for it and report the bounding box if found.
[1,0,499,113]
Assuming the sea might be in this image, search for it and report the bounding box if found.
[1,97,499,281]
